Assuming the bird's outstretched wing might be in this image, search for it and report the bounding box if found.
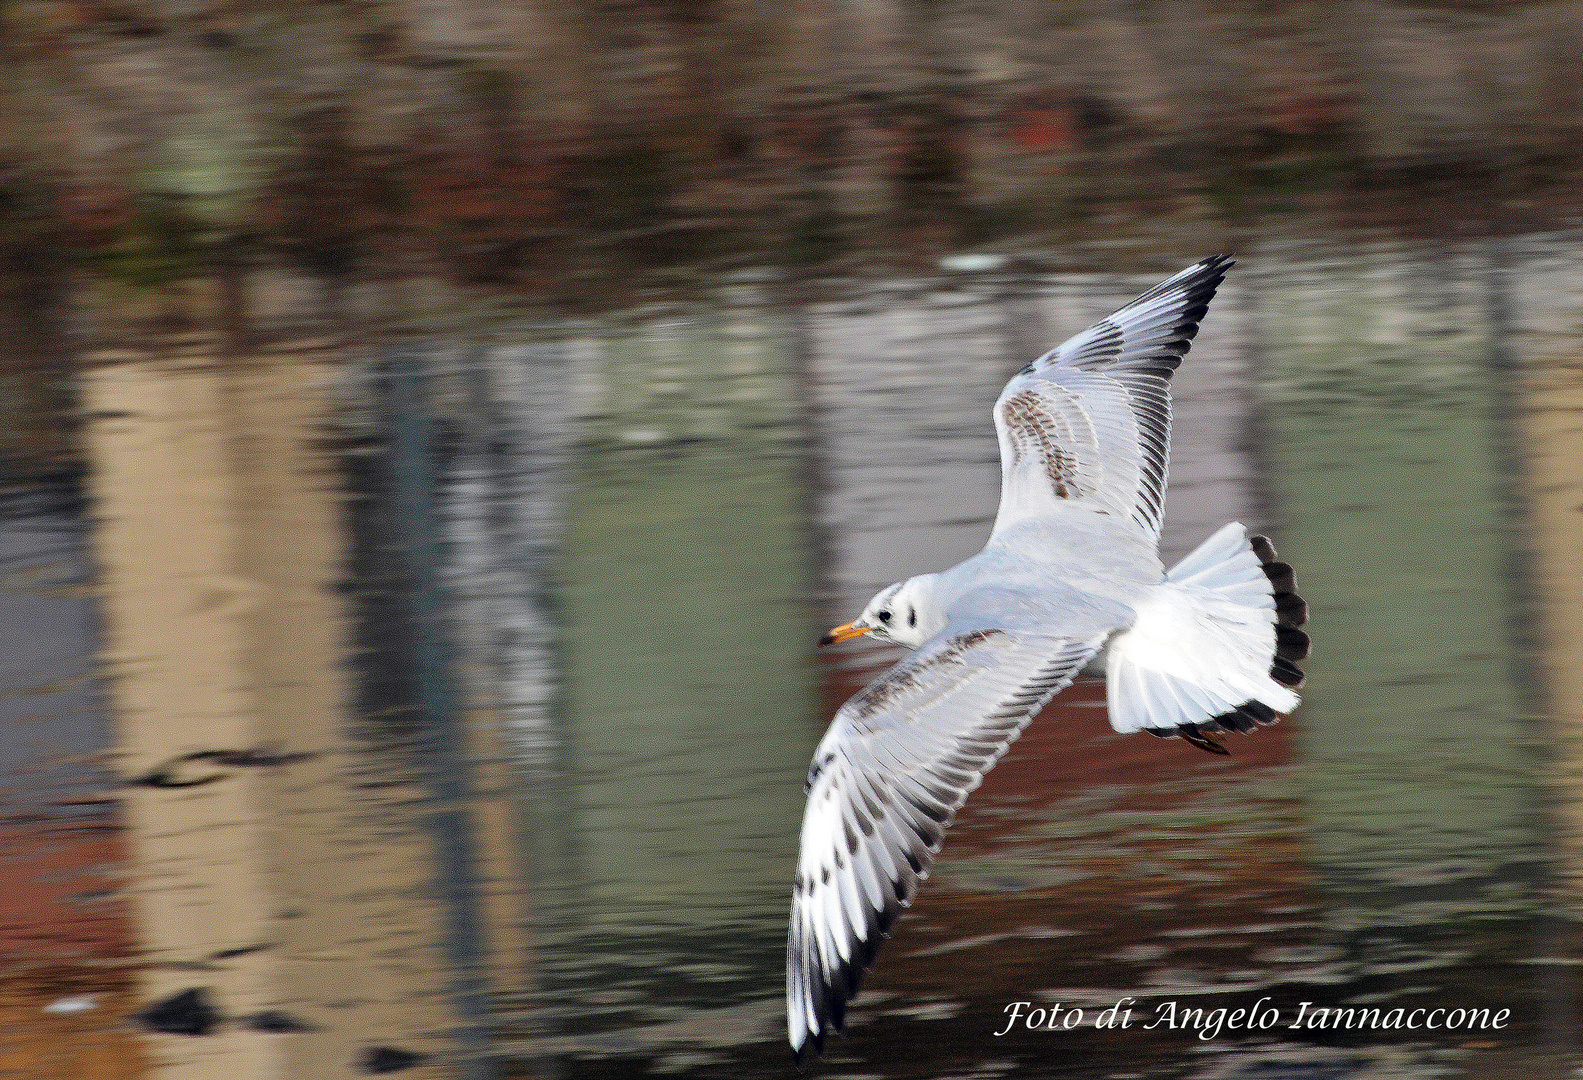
[990,255,1232,543]
[787,624,1108,1058]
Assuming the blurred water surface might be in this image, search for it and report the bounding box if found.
[4,233,1583,1080]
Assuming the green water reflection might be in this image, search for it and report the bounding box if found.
[1255,249,1541,913]
[558,307,815,928]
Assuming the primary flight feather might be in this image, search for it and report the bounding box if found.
[788,257,1310,1057]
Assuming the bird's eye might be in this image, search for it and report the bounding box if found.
[908,608,917,628]
[877,610,892,624]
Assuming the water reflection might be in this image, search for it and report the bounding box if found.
[4,236,1583,1078]
[76,348,503,1078]
[515,245,1576,1078]
[1253,247,1541,913]
[557,299,811,928]
[0,483,142,1079]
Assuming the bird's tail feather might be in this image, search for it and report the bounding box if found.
[1105,522,1309,753]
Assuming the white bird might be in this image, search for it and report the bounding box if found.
[787,256,1309,1058]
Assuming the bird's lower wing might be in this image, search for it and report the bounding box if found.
[788,627,1108,1057]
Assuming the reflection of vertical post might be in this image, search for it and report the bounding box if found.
[1509,246,1583,887]
[445,337,579,1008]
[85,344,481,1080]
[382,349,495,1080]
[782,287,837,626]
[233,346,456,1080]
[1504,240,1583,1059]
[83,348,282,1080]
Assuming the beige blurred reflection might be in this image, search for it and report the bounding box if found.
[81,342,513,1079]
[1523,363,1583,893]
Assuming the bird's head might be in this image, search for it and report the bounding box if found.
[820,574,944,650]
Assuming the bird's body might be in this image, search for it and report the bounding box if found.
[788,257,1311,1058]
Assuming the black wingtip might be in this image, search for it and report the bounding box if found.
[1173,254,1235,297]
[1121,255,1234,314]
[1198,253,1236,276]
[1188,256,1234,301]
[792,910,901,1062]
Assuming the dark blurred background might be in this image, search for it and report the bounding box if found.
[4,1,1583,384]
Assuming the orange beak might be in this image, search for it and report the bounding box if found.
[819,620,870,647]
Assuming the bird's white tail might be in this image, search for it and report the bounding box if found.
[1104,522,1309,754]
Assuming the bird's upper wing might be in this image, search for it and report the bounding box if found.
[990,255,1232,543]
[787,620,1110,1057]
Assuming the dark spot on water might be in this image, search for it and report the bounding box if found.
[134,987,218,1036]
[245,1010,317,1033]
[358,1047,426,1074]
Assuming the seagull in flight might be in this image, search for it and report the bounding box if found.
[787,256,1310,1058]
